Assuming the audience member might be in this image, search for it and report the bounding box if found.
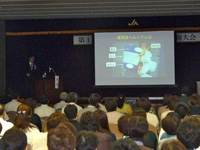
[31,112,68,150]
[15,104,40,145]
[64,104,81,131]
[187,93,200,116]
[136,97,159,129]
[116,95,133,115]
[80,111,114,150]
[109,138,140,150]
[158,94,172,120]
[93,109,117,140]
[78,93,100,120]
[128,116,152,150]
[118,115,131,139]
[96,93,107,112]
[177,117,200,150]
[59,122,78,136]
[179,85,190,105]
[174,102,189,119]
[0,104,13,136]
[54,92,68,110]
[4,90,22,112]
[161,140,187,150]
[47,124,76,150]
[160,95,180,120]
[24,98,42,131]
[61,92,82,113]
[105,98,124,124]
[1,127,27,150]
[76,131,98,150]
[34,94,55,118]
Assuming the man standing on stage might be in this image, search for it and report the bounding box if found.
[24,56,37,98]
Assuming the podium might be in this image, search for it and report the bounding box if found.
[36,77,63,104]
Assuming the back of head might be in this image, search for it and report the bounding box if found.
[110,138,140,150]
[174,102,189,119]
[93,109,109,131]
[47,112,68,131]
[163,94,173,105]
[64,105,77,120]
[128,116,148,141]
[15,104,32,130]
[0,104,5,116]
[80,111,98,131]
[2,127,27,150]
[161,140,187,150]
[76,131,98,150]
[136,97,151,112]
[23,98,37,111]
[68,92,78,103]
[118,115,131,135]
[177,119,200,149]
[40,94,49,104]
[189,93,200,106]
[59,122,78,136]
[132,108,147,118]
[181,86,190,96]
[89,93,100,108]
[47,124,76,150]
[60,92,68,101]
[162,114,181,135]
[105,98,117,112]
[117,94,125,109]
[10,90,19,100]
[167,95,180,110]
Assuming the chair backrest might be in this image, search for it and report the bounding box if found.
[41,117,49,132]
[7,111,17,124]
[109,123,123,140]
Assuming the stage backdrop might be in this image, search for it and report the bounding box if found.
[5,16,200,98]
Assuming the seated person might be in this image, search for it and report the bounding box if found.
[34,94,55,118]
[61,92,82,113]
[4,90,22,112]
[105,98,124,124]
[47,124,76,150]
[76,131,98,150]
[118,114,131,139]
[174,102,189,119]
[187,93,200,116]
[80,111,114,150]
[31,112,68,150]
[136,97,159,129]
[177,116,200,150]
[93,109,116,140]
[161,140,187,150]
[179,85,190,105]
[110,138,140,150]
[116,95,133,115]
[158,94,172,120]
[128,116,152,150]
[54,92,68,110]
[1,127,27,150]
[64,104,81,131]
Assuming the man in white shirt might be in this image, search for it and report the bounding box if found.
[105,98,124,124]
[54,92,68,110]
[4,90,22,112]
[0,104,14,135]
[34,94,55,118]
[61,92,82,113]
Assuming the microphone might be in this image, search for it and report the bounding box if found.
[49,66,57,76]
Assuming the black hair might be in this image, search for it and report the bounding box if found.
[174,102,189,119]
[76,131,98,150]
[40,94,49,104]
[117,94,125,109]
[89,93,100,109]
[2,127,27,150]
[68,92,78,103]
[10,90,19,99]
[105,98,117,112]
[64,104,77,119]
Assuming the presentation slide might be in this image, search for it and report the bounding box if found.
[94,31,175,86]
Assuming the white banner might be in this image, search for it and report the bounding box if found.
[177,32,200,42]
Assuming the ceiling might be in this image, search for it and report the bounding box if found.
[0,0,200,20]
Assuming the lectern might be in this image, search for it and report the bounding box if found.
[36,77,63,104]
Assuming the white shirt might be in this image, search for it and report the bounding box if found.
[34,104,55,118]
[61,102,82,114]
[0,118,14,135]
[26,126,40,145]
[54,101,68,110]
[31,132,48,150]
[99,103,107,112]
[106,111,124,124]
[5,99,22,112]
[146,113,159,129]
